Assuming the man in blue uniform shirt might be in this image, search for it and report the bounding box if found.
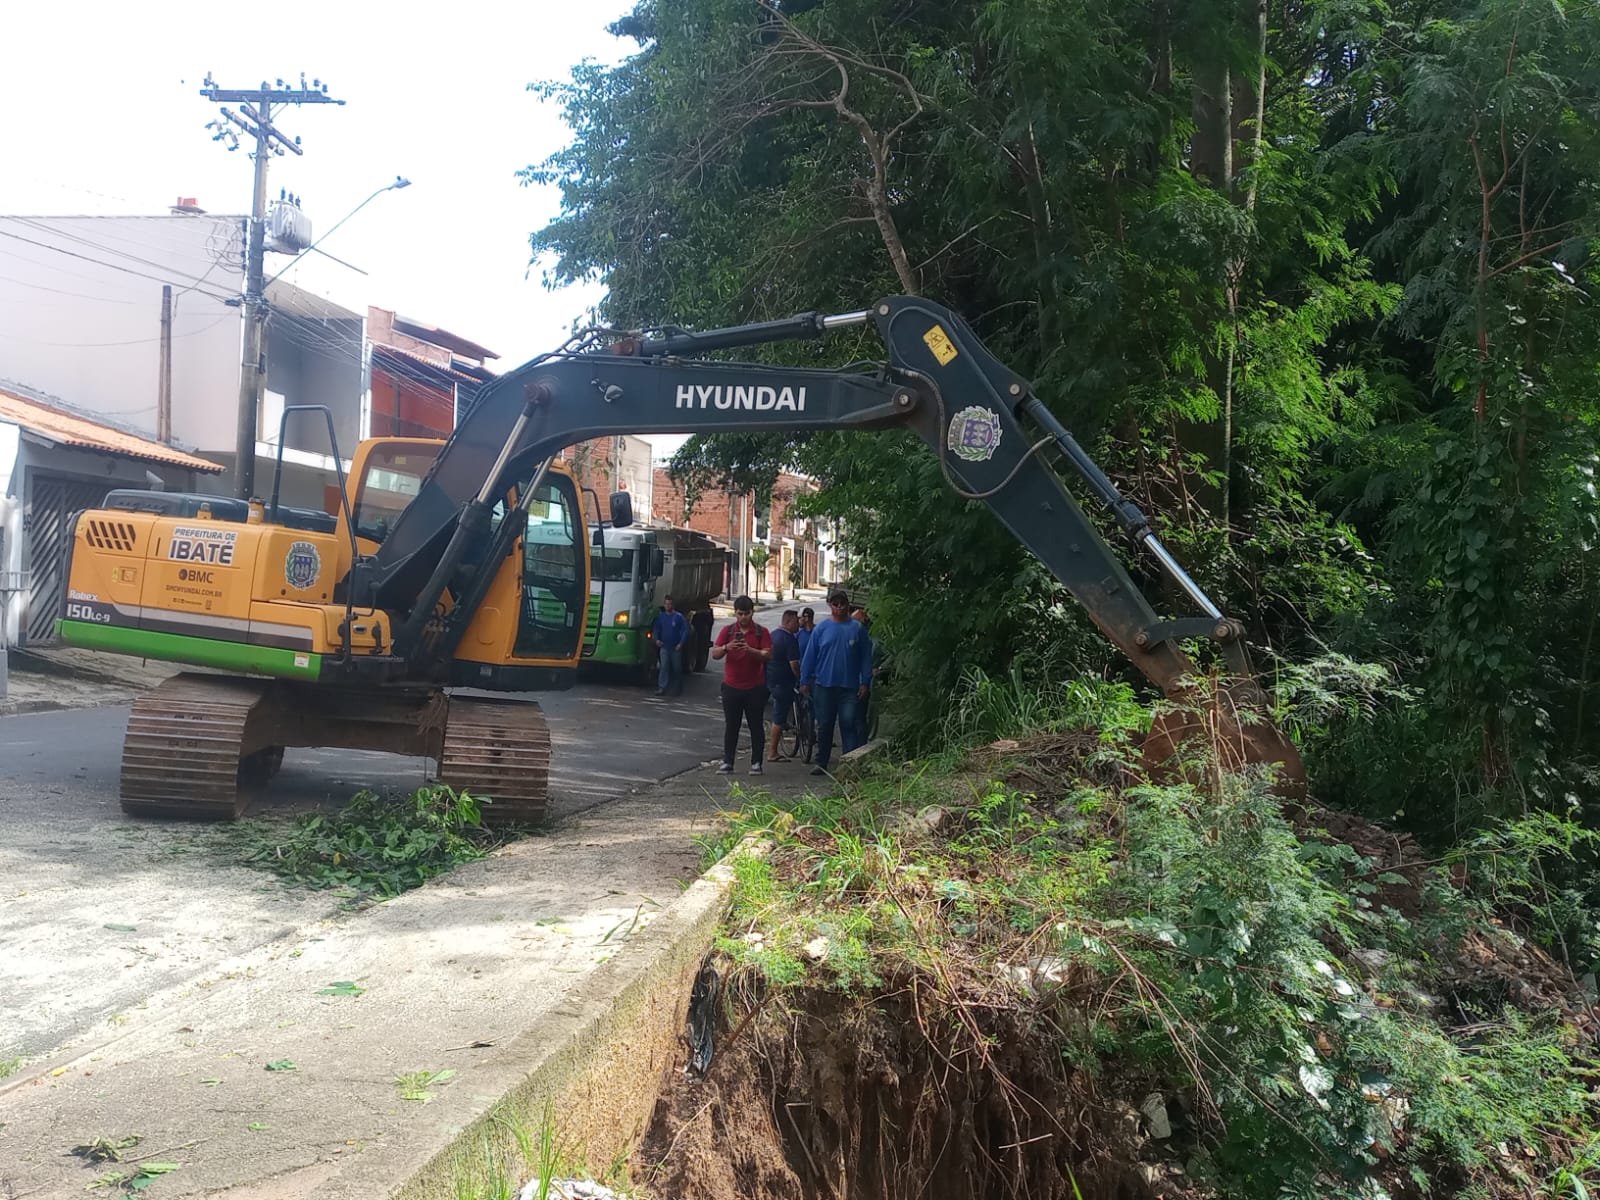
[651,596,689,696]
[799,590,872,775]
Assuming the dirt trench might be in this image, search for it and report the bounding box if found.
[632,986,1183,1200]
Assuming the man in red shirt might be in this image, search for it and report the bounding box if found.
[711,595,773,774]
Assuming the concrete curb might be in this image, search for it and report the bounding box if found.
[308,837,766,1200]
[0,698,71,717]
[841,736,889,765]
[0,696,129,717]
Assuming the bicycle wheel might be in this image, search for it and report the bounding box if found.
[799,701,816,763]
[781,718,802,761]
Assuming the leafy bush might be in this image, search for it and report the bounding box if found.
[237,784,503,897]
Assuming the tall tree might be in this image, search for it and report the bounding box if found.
[527,0,1600,826]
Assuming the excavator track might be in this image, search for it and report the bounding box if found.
[121,673,283,819]
[438,696,552,824]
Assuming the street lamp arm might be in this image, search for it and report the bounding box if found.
[263,176,411,289]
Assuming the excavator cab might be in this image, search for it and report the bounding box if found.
[511,476,587,662]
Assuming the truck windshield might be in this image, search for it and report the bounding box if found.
[590,548,635,583]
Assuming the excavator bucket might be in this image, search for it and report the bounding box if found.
[1140,681,1308,800]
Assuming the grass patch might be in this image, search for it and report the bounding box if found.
[444,1103,582,1200]
[395,1068,457,1103]
[234,784,516,898]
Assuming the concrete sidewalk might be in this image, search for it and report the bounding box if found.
[0,757,823,1199]
[0,644,178,716]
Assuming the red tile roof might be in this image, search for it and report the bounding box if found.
[373,343,485,386]
[0,386,223,472]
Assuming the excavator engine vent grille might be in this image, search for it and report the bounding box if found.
[86,519,138,552]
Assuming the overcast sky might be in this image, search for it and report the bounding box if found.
[0,0,695,449]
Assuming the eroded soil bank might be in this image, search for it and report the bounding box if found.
[636,984,1190,1200]
[628,731,1599,1200]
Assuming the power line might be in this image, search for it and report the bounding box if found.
[9,217,237,281]
[0,228,238,303]
[0,272,146,304]
[0,312,232,348]
[0,228,235,297]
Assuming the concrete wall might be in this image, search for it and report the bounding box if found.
[262,321,365,458]
[0,215,245,450]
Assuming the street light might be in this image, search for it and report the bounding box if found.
[264,175,411,288]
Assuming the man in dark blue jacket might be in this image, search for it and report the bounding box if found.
[798,590,872,775]
[651,596,689,696]
[765,610,803,762]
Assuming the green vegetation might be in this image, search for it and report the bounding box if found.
[72,1135,186,1195]
[445,1104,583,1200]
[528,0,1600,843]
[707,693,1599,1198]
[395,1068,458,1103]
[746,543,771,599]
[235,784,511,898]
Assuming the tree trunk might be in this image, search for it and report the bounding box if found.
[1181,0,1268,528]
[1190,52,1232,190]
[1183,40,1234,522]
[1233,0,1269,209]
[1017,120,1054,348]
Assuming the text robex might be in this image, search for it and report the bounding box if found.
[674,384,807,412]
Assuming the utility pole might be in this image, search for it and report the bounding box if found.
[157,285,172,444]
[200,73,343,499]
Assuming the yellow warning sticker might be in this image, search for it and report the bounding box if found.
[923,324,959,365]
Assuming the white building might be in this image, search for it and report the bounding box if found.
[0,210,366,644]
[0,212,365,504]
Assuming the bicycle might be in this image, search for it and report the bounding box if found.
[779,691,816,764]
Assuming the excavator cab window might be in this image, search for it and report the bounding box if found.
[352,444,441,545]
[514,473,587,661]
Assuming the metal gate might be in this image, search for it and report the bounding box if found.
[25,475,111,644]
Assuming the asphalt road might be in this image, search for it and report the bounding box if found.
[0,662,733,1066]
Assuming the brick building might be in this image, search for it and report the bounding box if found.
[652,468,832,597]
[558,435,654,524]
[366,308,496,440]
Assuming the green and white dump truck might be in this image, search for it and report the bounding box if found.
[583,525,727,678]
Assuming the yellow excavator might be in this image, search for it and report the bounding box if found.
[58,296,1303,821]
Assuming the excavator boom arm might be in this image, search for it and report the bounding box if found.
[368,297,1241,699]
